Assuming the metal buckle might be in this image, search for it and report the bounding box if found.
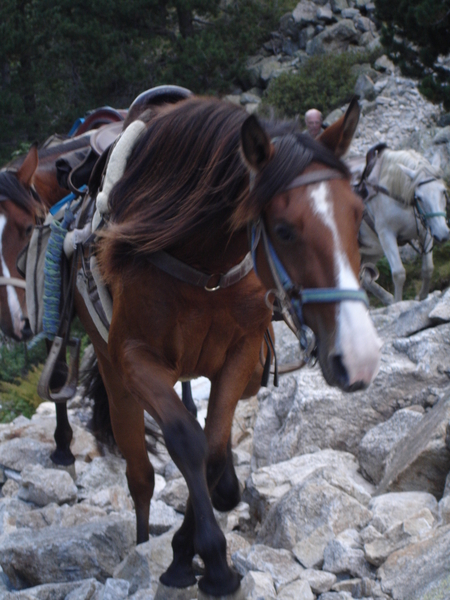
[204,274,221,292]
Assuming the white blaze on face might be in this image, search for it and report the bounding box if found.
[0,215,24,338]
[309,182,381,385]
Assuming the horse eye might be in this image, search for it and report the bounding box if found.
[274,223,296,244]
[25,224,33,238]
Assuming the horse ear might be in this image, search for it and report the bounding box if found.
[318,96,360,158]
[241,115,273,171]
[398,164,418,180]
[16,143,39,188]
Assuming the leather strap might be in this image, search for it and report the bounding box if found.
[147,249,254,291]
[284,169,345,191]
[0,276,26,289]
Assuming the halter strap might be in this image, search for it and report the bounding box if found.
[251,219,369,357]
[283,169,345,191]
[147,249,254,291]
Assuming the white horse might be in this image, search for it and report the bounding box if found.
[348,145,449,305]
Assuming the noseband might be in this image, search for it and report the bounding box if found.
[250,169,369,359]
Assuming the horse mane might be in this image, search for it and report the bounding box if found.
[99,97,349,273]
[0,171,43,216]
[378,149,442,205]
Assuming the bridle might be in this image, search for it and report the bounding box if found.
[250,169,369,361]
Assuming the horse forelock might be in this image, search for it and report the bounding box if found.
[378,149,442,204]
[0,171,41,216]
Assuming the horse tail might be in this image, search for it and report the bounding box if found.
[80,353,115,448]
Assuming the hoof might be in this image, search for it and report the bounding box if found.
[160,564,197,590]
[197,584,245,600]
[154,581,198,600]
[198,569,241,598]
[51,448,75,467]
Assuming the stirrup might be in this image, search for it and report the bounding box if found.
[37,336,80,403]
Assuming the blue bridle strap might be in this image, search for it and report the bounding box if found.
[250,219,369,351]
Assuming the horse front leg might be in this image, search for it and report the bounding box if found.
[95,352,154,544]
[377,230,406,303]
[51,401,75,466]
[117,343,240,596]
[418,250,433,300]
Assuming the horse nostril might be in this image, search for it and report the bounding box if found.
[330,354,349,390]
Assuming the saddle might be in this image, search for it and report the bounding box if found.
[32,86,193,402]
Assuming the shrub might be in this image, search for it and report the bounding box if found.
[0,366,43,422]
[262,50,381,121]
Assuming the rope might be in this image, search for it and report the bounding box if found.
[42,207,75,339]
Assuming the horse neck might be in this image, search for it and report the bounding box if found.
[170,224,249,274]
[33,166,67,209]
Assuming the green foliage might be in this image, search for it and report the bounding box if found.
[0,0,292,163]
[156,1,294,93]
[0,334,47,384]
[0,366,43,422]
[262,51,380,120]
[375,0,450,109]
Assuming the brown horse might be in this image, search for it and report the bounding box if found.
[72,96,380,597]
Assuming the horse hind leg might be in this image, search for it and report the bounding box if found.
[417,251,433,300]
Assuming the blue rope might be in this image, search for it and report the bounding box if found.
[50,186,87,216]
[42,207,75,340]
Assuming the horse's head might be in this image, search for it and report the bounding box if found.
[241,98,381,391]
[0,145,40,340]
[399,163,450,244]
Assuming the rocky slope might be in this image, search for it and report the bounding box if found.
[1,1,450,599]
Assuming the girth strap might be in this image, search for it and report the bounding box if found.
[147,250,254,291]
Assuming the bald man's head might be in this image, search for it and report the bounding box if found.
[305,109,323,138]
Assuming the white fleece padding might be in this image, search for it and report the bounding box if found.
[92,119,147,231]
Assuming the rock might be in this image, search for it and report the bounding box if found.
[0,515,135,588]
[292,524,335,569]
[156,478,188,513]
[101,578,130,599]
[232,544,303,591]
[368,491,438,533]
[76,456,128,497]
[364,508,435,566]
[300,568,337,593]
[277,579,314,600]
[322,529,372,578]
[359,408,424,484]
[246,449,372,517]
[240,570,277,599]
[378,524,450,599]
[293,1,318,25]
[377,395,450,498]
[17,464,77,506]
[354,74,376,101]
[374,55,396,74]
[0,438,54,471]
[256,474,372,551]
[307,19,360,55]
